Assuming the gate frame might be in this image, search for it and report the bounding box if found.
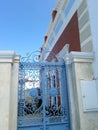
[17,51,71,130]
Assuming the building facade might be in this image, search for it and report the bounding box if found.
[39,0,98,130]
[40,0,98,78]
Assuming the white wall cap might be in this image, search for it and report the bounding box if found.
[0,51,19,63]
[70,51,94,60]
[65,51,94,64]
[0,51,16,58]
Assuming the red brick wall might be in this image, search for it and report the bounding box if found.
[47,11,81,61]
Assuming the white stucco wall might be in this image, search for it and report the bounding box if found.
[87,0,98,78]
[65,52,98,130]
[0,51,19,130]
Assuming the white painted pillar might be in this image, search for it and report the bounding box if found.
[0,51,20,130]
[65,51,97,130]
[87,0,98,78]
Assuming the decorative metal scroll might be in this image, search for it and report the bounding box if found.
[20,51,40,62]
[18,52,70,128]
[20,51,58,62]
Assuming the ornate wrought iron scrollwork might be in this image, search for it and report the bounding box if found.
[18,51,69,127]
[20,51,40,62]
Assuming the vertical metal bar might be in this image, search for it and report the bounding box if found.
[58,65,66,108]
[58,67,63,106]
[45,67,49,107]
[41,65,46,130]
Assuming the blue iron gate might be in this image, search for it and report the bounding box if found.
[17,54,70,130]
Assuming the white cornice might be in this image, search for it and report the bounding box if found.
[0,51,19,63]
[65,51,94,64]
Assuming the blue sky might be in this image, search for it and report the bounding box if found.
[0,0,57,56]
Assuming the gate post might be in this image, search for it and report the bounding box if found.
[65,51,98,130]
[0,51,20,130]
